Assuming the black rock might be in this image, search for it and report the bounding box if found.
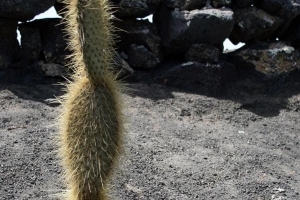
[154,6,234,56]
[113,53,135,81]
[19,25,43,61]
[175,0,206,11]
[0,0,55,21]
[185,44,220,63]
[229,6,284,44]
[113,0,161,18]
[255,0,300,37]
[281,15,300,47]
[233,0,253,8]
[212,0,232,8]
[0,18,19,69]
[228,41,300,76]
[54,0,66,17]
[114,19,162,60]
[128,44,160,69]
[157,61,236,94]
[20,18,69,65]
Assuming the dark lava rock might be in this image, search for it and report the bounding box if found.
[281,15,300,47]
[233,0,253,8]
[175,0,206,11]
[20,18,69,65]
[37,61,67,77]
[19,26,42,61]
[0,18,19,69]
[0,0,55,21]
[113,0,161,18]
[185,44,220,63]
[212,0,232,8]
[229,6,284,44]
[157,61,236,94]
[228,41,300,76]
[162,0,177,8]
[154,6,234,56]
[39,19,68,65]
[255,0,300,37]
[128,44,160,69]
[54,0,65,17]
[113,53,135,81]
[114,19,162,60]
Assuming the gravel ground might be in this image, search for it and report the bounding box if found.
[0,70,300,200]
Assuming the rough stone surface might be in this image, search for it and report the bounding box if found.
[113,0,161,18]
[185,44,221,63]
[0,0,55,21]
[157,61,236,94]
[154,6,234,56]
[19,25,42,61]
[162,0,180,8]
[54,0,66,17]
[0,18,19,69]
[228,41,300,76]
[128,44,160,69]
[255,0,300,37]
[113,53,135,80]
[281,15,300,47]
[40,19,68,65]
[22,19,69,65]
[38,61,67,77]
[176,0,206,11]
[212,0,232,8]
[114,19,162,60]
[234,0,253,8]
[229,6,284,44]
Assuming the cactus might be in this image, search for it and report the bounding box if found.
[59,0,124,199]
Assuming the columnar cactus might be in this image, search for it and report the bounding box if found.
[59,0,124,199]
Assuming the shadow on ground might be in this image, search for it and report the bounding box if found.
[1,66,300,117]
[127,66,300,118]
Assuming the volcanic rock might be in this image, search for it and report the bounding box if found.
[158,61,236,94]
[113,0,161,18]
[20,18,69,65]
[114,19,162,60]
[113,53,135,80]
[281,15,300,47]
[255,0,300,37]
[175,0,206,11]
[234,0,253,8]
[154,6,234,56]
[229,6,284,44]
[212,0,232,8]
[128,44,160,69]
[19,25,42,61]
[0,0,55,21]
[0,18,19,69]
[228,41,300,76]
[185,44,220,63]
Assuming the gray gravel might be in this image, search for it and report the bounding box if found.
[1,78,299,200]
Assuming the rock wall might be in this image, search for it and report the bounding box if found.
[0,0,300,83]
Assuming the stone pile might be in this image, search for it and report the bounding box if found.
[0,0,55,69]
[0,0,299,86]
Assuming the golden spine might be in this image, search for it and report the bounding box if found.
[59,0,123,199]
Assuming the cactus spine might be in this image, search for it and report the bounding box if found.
[59,0,123,199]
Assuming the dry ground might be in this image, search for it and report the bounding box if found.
[0,69,300,200]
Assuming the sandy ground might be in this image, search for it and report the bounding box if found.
[0,69,300,200]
